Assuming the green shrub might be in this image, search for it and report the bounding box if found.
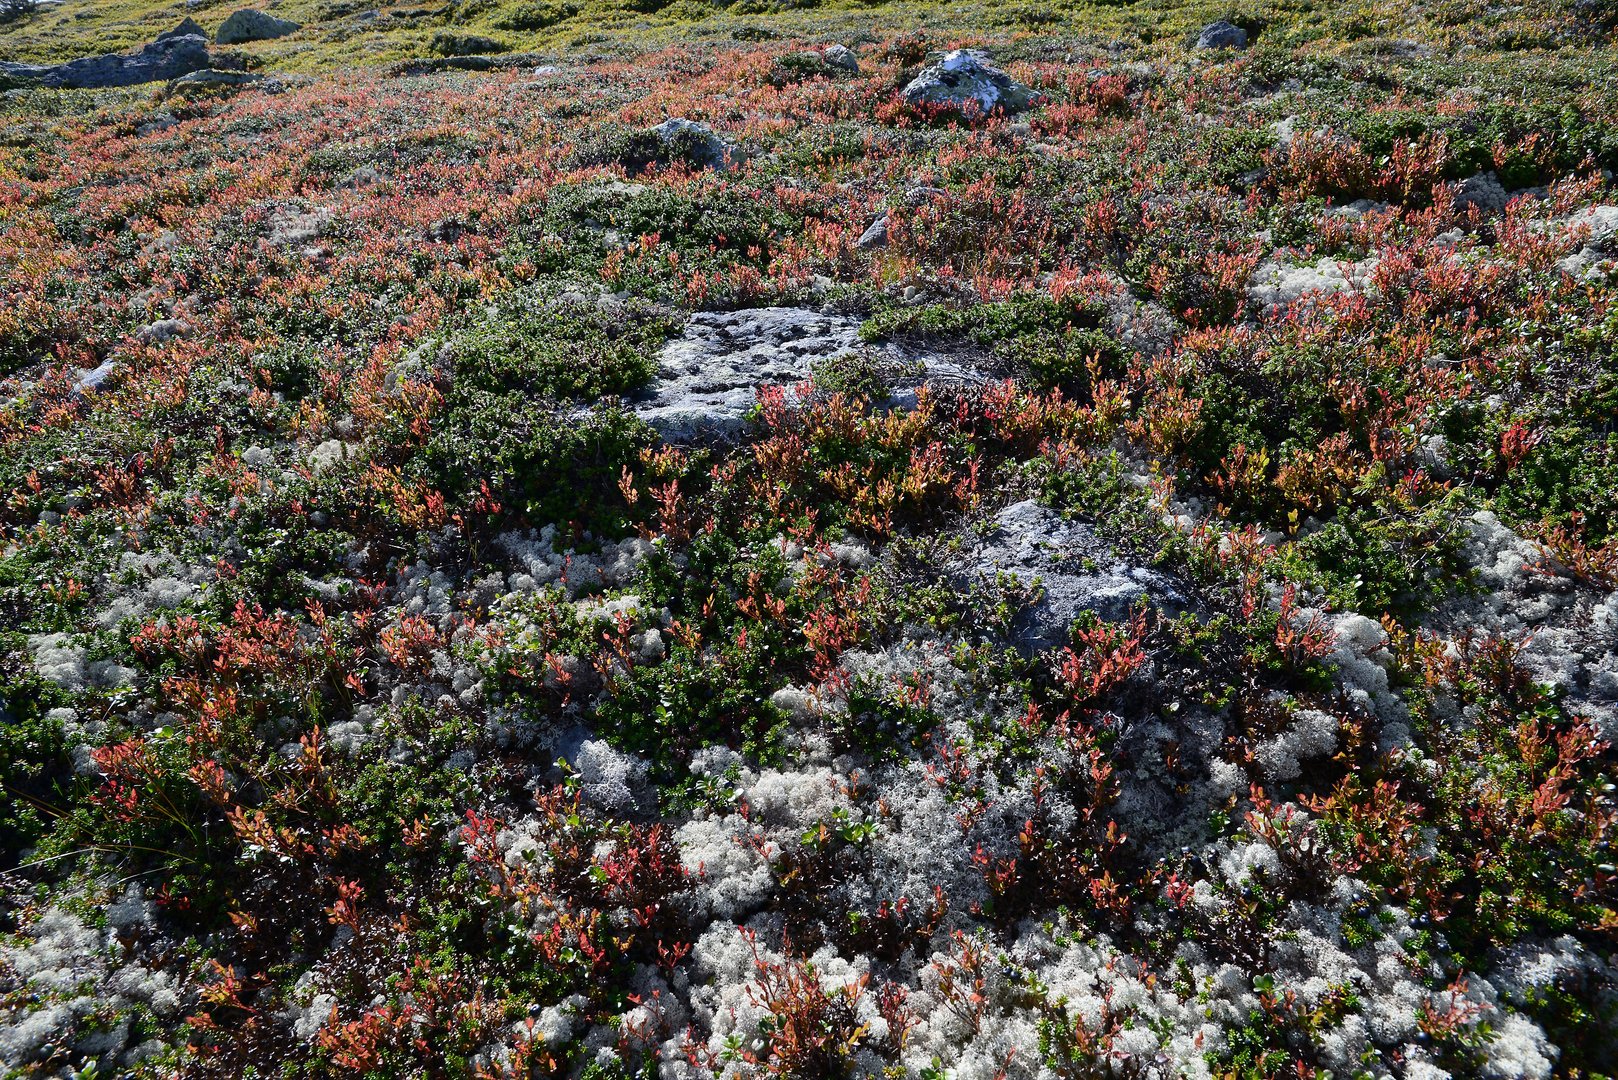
[810,350,888,400]
[862,293,1118,393]
[422,397,653,529]
[493,1,579,30]
[0,633,71,869]
[512,181,792,299]
[767,50,837,87]
[446,290,678,401]
[568,123,728,175]
[428,31,509,56]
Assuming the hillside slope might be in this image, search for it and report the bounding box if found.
[2,1,1618,1077]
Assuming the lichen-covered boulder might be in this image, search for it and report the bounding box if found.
[900,49,1035,116]
[216,9,301,45]
[1195,21,1249,49]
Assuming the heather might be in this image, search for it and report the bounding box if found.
[1,1,1617,1078]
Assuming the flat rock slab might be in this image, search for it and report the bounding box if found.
[961,500,1182,652]
[631,307,982,440]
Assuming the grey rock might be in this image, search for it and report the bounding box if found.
[157,18,207,41]
[1195,21,1249,50]
[649,117,737,171]
[900,50,1035,116]
[631,307,982,441]
[216,9,301,45]
[75,360,119,394]
[0,34,211,89]
[856,213,890,250]
[821,44,859,72]
[960,500,1182,652]
[857,188,944,250]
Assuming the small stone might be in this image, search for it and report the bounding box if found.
[1195,21,1249,50]
[75,360,119,394]
[856,213,889,250]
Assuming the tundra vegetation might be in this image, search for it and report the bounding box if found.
[2,0,1618,1077]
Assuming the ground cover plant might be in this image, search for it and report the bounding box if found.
[2,0,1618,1077]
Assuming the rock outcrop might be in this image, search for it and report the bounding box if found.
[0,32,211,89]
[216,9,301,45]
[956,500,1183,652]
